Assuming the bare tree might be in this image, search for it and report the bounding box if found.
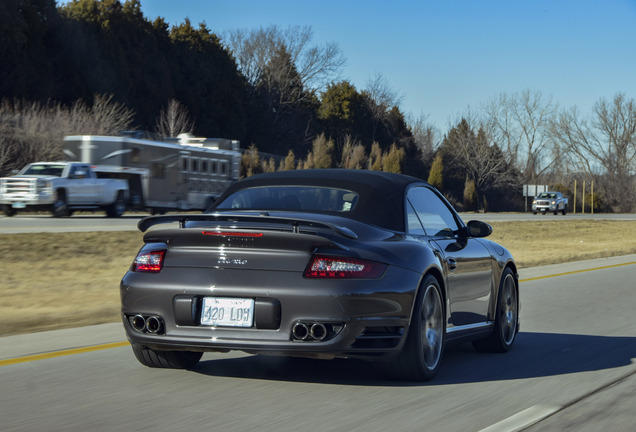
[483,89,558,182]
[90,94,136,135]
[155,99,195,138]
[442,117,518,209]
[406,112,438,163]
[0,95,134,176]
[551,93,636,211]
[364,73,403,142]
[224,25,345,103]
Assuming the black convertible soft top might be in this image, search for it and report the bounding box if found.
[211,169,429,232]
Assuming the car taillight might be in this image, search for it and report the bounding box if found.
[132,250,166,272]
[304,255,387,279]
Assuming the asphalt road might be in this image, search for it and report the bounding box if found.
[2,255,635,432]
[1,212,635,234]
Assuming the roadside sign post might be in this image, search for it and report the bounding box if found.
[582,181,586,214]
[573,180,577,214]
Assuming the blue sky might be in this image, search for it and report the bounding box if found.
[138,1,636,131]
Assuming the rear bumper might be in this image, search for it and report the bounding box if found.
[121,266,421,360]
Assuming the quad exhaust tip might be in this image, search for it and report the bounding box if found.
[292,322,335,342]
[129,314,164,335]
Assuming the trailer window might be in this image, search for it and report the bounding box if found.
[220,161,227,175]
[131,148,141,163]
[151,163,165,179]
[191,158,199,172]
[210,160,218,174]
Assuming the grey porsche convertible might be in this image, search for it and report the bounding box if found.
[121,169,519,381]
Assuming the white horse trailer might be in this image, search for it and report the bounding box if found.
[63,134,241,213]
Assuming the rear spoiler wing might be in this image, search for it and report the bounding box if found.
[138,213,358,239]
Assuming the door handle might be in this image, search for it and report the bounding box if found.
[447,258,457,271]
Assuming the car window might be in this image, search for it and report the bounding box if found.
[407,187,460,237]
[21,164,65,177]
[406,202,426,235]
[215,186,358,213]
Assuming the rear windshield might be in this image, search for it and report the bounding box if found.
[215,186,359,213]
[21,164,65,177]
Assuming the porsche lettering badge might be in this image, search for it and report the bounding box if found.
[218,257,248,266]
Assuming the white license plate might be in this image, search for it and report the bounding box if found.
[12,202,26,209]
[201,297,254,327]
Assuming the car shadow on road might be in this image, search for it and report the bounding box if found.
[191,332,636,387]
[434,332,636,385]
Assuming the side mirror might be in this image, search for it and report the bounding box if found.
[466,220,492,238]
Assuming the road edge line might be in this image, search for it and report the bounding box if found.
[519,261,636,282]
[0,341,129,367]
[478,404,561,432]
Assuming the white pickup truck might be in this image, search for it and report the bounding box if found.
[0,162,128,217]
[532,191,568,215]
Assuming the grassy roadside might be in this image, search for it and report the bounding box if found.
[2,220,635,336]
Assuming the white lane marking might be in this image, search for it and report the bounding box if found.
[478,405,561,432]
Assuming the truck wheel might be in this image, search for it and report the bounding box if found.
[2,205,16,217]
[52,193,70,217]
[106,192,126,217]
[562,206,567,215]
[553,209,558,215]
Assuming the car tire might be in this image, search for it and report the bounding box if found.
[562,206,567,215]
[106,192,126,217]
[52,192,70,217]
[472,267,518,353]
[3,205,16,217]
[385,274,445,381]
[132,345,202,369]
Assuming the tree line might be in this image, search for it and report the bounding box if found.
[1,0,634,212]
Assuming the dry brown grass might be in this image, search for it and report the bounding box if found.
[1,232,142,336]
[2,220,635,336]
[488,220,636,268]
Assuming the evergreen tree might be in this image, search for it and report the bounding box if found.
[318,81,361,139]
[305,134,333,169]
[428,153,444,190]
[279,150,296,171]
[463,177,477,211]
[381,143,405,173]
[367,142,383,171]
[241,144,262,178]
